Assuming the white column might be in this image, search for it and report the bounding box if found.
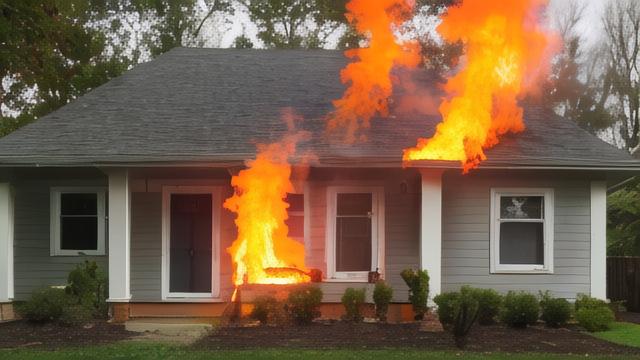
[420,169,443,299]
[107,170,131,302]
[0,184,13,303]
[590,181,607,300]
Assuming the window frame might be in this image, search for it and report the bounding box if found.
[490,188,554,274]
[326,186,385,282]
[50,187,107,256]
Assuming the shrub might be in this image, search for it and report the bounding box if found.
[539,292,571,328]
[400,269,429,320]
[341,288,366,322]
[466,287,502,325]
[576,306,615,332]
[66,261,108,318]
[433,291,459,326]
[452,287,480,349]
[17,287,72,323]
[574,293,607,313]
[251,296,280,325]
[499,291,539,328]
[59,304,94,326]
[285,286,323,325]
[373,281,393,322]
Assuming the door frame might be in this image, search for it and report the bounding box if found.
[161,185,221,301]
[325,186,385,282]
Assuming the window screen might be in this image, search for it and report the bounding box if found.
[60,193,99,251]
[498,196,544,265]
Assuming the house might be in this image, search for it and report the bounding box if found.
[0,48,638,322]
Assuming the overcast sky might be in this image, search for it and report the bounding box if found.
[549,0,610,46]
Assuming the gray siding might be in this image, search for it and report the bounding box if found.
[441,171,592,299]
[12,172,108,300]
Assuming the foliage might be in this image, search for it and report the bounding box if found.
[538,291,571,328]
[373,281,393,322]
[17,287,71,323]
[433,291,459,326]
[58,304,94,327]
[452,287,479,349]
[608,178,640,256]
[250,296,281,324]
[499,291,539,328]
[66,261,109,318]
[400,269,430,320]
[285,285,323,325]
[574,293,608,313]
[465,287,502,325]
[341,287,366,322]
[576,306,615,332]
[234,34,254,49]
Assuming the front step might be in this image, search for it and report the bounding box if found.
[125,317,217,339]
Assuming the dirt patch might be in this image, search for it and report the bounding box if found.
[195,321,640,355]
[0,320,138,350]
[619,312,640,324]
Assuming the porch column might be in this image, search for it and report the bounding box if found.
[590,181,607,300]
[420,169,443,299]
[0,183,14,306]
[107,170,131,308]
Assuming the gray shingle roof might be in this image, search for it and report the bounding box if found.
[0,47,636,169]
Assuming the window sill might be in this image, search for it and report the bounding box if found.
[50,251,106,257]
[323,278,371,283]
[491,267,553,275]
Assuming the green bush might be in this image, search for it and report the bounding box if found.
[251,296,280,324]
[341,288,366,322]
[17,287,72,323]
[59,304,94,326]
[576,306,615,332]
[400,269,429,320]
[66,261,108,318]
[574,293,607,312]
[499,291,540,328]
[373,281,393,322]
[285,286,323,325]
[466,287,502,325]
[452,287,480,349]
[433,291,459,326]
[539,292,571,328]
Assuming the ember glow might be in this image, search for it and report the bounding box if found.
[403,0,556,172]
[327,0,421,143]
[224,124,310,286]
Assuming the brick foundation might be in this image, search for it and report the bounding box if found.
[0,303,15,321]
[110,303,131,323]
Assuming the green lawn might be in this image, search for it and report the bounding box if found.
[592,322,640,348]
[1,343,639,360]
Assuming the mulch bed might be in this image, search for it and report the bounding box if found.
[0,320,137,350]
[195,321,640,355]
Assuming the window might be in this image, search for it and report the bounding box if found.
[50,188,106,256]
[285,193,304,242]
[490,188,554,273]
[327,187,384,281]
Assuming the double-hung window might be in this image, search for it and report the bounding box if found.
[50,187,106,256]
[490,188,554,273]
[285,192,305,243]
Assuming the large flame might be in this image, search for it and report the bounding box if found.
[403,0,555,172]
[224,124,310,286]
[327,0,421,143]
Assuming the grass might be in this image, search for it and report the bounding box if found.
[592,322,640,348]
[1,343,639,360]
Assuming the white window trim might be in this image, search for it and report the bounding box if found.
[326,186,385,282]
[50,187,106,256]
[490,188,554,274]
[161,186,221,301]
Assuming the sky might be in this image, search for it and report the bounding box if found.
[549,0,610,46]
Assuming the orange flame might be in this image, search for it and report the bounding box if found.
[224,120,310,286]
[403,0,556,172]
[327,0,421,143]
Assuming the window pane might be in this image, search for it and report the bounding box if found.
[61,217,98,250]
[499,222,544,265]
[286,193,304,212]
[286,215,304,238]
[336,217,372,272]
[61,193,97,215]
[337,193,372,216]
[500,196,543,219]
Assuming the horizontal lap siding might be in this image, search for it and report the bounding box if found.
[13,178,108,301]
[441,173,591,299]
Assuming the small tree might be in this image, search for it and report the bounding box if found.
[373,281,393,322]
[400,269,429,320]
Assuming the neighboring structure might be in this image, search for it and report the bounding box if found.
[0,48,638,321]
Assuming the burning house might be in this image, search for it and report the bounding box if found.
[0,0,639,323]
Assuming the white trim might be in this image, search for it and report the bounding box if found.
[303,182,311,260]
[590,181,607,300]
[420,169,443,298]
[161,185,221,301]
[107,170,131,302]
[490,188,554,274]
[0,183,14,302]
[50,187,107,256]
[325,186,385,282]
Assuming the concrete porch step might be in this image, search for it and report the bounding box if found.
[125,317,218,337]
